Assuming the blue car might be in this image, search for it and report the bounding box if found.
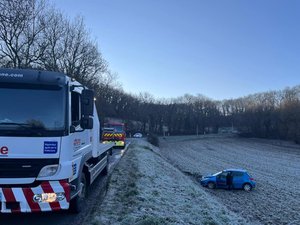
[200,169,256,191]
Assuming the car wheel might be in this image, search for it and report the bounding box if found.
[69,172,87,213]
[243,183,252,191]
[207,182,216,189]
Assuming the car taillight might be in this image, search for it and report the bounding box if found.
[250,178,254,181]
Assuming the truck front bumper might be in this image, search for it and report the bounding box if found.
[103,140,125,147]
[0,180,70,213]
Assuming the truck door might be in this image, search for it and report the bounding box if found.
[70,91,90,156]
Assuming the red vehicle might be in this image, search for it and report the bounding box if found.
[102,122,126,148]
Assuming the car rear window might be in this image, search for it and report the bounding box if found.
[232,171,244,177]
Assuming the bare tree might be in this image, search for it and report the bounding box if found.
[55,16,108,85]
[38,8,66,71]
[0,0,47,68]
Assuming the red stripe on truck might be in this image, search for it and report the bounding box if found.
[22,188,41,212]
[40,181,61,211]
[2,188,21,213]
[59,180,70,202]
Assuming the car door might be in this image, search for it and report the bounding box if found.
[232,171,244,189]
[216,172,228,188]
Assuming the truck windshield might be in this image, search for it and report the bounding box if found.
[110,125,124,132]
[0,85,66,137]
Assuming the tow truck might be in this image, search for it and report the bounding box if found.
[0,68,113,213]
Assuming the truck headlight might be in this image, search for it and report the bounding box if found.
[38,164,60,177]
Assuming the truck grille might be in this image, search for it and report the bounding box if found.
[0,158,59,178]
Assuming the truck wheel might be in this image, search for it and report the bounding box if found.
[69,172,87,213]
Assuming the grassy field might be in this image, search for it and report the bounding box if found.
[85,135,300,225]
[87,140,246,225]
[159,135,300,225]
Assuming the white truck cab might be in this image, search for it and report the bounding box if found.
[0,68,113,213]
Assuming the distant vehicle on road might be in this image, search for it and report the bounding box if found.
[133,133,143,138]
[102,122,126,148]
[200,169,256,191]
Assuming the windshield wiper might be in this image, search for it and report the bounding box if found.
[0,122,46,130]
[0,122,31,128]
[0,129,44,137]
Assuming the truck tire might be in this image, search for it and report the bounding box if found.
[69,172,87,213]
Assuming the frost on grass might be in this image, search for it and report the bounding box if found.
[89,140,246,225]
[159,135,300,225]
[88,144,141,225]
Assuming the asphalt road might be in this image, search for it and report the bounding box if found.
[0,145,129,225]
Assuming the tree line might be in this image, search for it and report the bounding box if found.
[98,86,300,144]
[1,0,299,143]
[0,0,113,87]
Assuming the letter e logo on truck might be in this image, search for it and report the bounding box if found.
[0,146,8,156]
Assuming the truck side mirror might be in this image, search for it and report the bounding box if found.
[81,89,94,117]
[81,117,93,129]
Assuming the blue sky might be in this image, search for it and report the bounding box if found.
[52,0,300,100]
